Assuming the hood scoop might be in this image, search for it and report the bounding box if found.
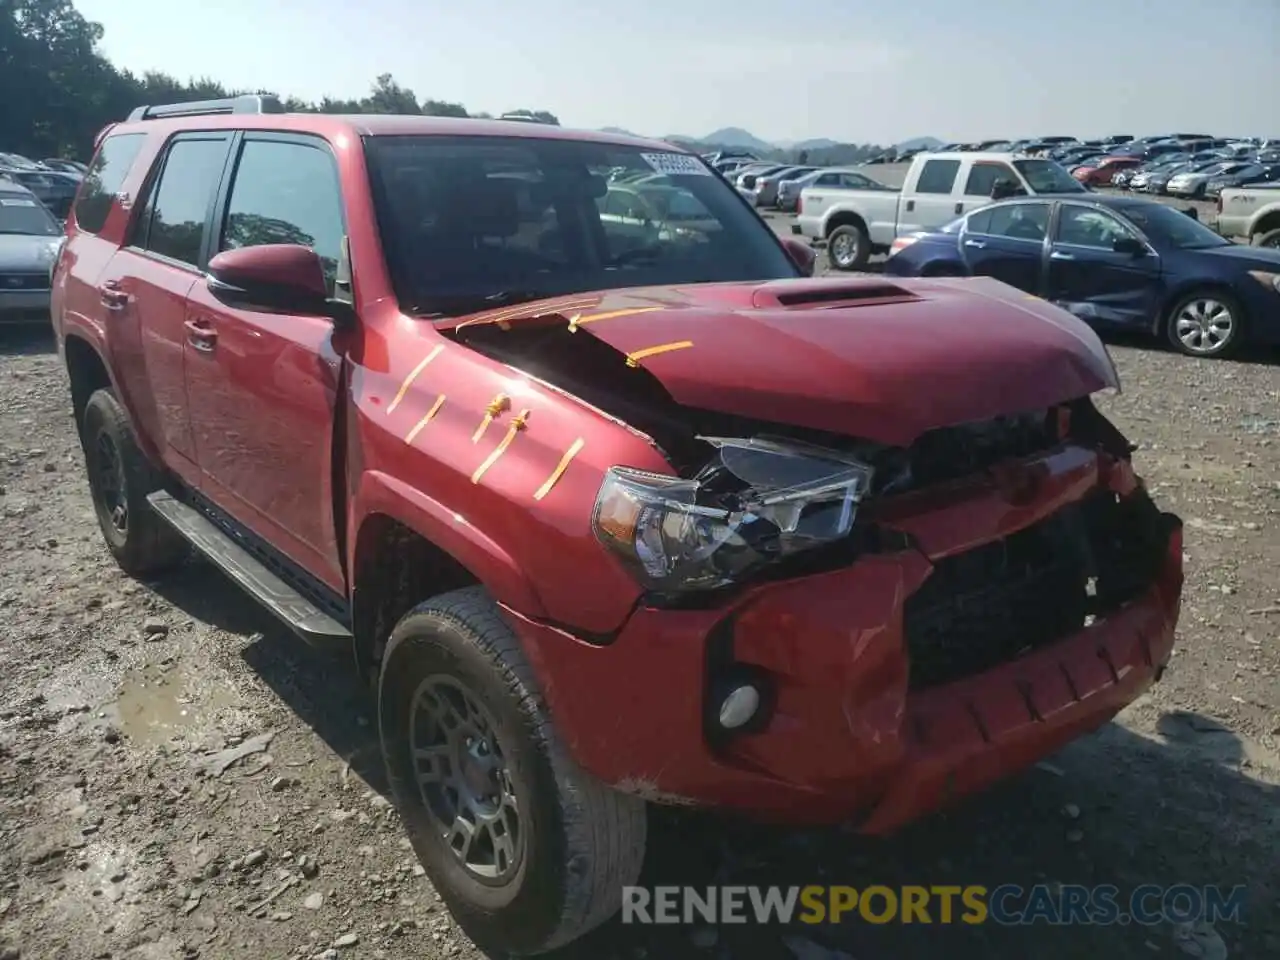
[752,279,921,309]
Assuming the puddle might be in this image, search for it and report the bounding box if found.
[113,661,239,748]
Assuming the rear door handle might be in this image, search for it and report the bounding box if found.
[184,318,217,352]
[964,239,986,249]
[1050,251,1075,261]
[98,282,129,310]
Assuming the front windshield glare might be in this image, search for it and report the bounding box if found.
[1121,204,1230,249]
[363,135,800,316]
[0,196,61,236]
[1013,159,1086,193]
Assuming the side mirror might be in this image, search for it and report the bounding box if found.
[206,244,339,318]
[781,237,816,276]
[1112,236,1146,256]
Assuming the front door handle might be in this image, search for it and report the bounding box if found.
[905,199,916,212]
[964,239,986,249]
[184,318,218,352]
[1050,251,1075,261]
[98,281,129,310]
[955,202,964,214]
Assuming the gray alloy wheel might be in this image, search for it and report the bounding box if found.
[1166,291,1243,358]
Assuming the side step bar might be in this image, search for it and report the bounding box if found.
[147,491,352,651]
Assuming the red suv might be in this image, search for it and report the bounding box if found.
[53,95,1184,955]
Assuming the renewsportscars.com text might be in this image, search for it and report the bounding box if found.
[621,884,1247,926]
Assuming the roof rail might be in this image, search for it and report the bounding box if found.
[126,94,286,122]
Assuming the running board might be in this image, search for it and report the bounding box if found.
[147,491,352,651]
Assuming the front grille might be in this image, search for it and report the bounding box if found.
[0,272,49,291]
[903,490,1170,691]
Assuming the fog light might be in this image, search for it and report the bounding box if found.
[717,684,761,729]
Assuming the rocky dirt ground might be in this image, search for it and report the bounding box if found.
[2,237,1279,960]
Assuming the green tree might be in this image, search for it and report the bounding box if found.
[1,1,574,161]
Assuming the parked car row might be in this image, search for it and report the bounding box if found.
[1,149,87,219]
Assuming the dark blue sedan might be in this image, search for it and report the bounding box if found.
[883,194,1280,358]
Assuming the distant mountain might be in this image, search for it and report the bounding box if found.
[699,127,776,152]
[893,136,944,152]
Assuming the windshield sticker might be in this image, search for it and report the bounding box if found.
[640,153,712,177]
[0,199,38,207]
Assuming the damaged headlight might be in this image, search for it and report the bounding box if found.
[592,437,874,592]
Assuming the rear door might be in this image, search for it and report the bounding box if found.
[94,132,233,487]
[899,158,961,234]
[959,200,1052,293]
[1045,202,1162,328]
[182,132,348,590]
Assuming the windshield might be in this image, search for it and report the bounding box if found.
[1012,159,1085,193]
[1119,203,1230,250]
[0,195,61,235]
[363,135,799,317]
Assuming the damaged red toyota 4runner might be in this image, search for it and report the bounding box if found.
[53,97,1183,955]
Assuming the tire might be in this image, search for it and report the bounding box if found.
[1251,228,1280,249]
[826,223,871,271]
[378,587,647,955]
[1164,289,1245,359]
[81,388,189,576]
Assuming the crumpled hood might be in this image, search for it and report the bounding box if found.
[457,276,1120,448]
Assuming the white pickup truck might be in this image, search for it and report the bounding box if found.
[1214,183,1280,248]
[793,151,1086,270]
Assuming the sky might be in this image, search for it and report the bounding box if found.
[77,0,1280,147]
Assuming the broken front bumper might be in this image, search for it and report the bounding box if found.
[503,446,1183,828]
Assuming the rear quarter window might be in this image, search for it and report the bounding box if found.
[73,133,147,235]
[915,159,961,195]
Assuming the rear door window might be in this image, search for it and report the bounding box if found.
[969,202,1050,241]
[963,163,1016,197]
[73,132,147,234]
[135,136,232,267]
[915,159,961,195]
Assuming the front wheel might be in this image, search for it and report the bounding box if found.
[1165,290,1244,358]
[378,587,647,955]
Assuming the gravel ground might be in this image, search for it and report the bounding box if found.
[2,220,1279,960]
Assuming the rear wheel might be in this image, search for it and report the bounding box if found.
[827,223,871,271]
[378,587,647,955]
[1165,290,1244,358]
[1251,228,1280,249]
[81,388,188,576]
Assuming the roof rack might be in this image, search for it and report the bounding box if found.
[126,94,286,122]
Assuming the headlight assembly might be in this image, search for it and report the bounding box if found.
[592,436,874,593]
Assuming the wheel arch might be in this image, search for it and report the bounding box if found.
[823,209,869,239]
[1249,208,1280,240]
[63,333,113,433]
[349,471,547,680]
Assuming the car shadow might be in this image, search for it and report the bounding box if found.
[151,559,1279,960]
[148,560,388,794]
[1101,329,1280,367]
[0,324,56,356]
